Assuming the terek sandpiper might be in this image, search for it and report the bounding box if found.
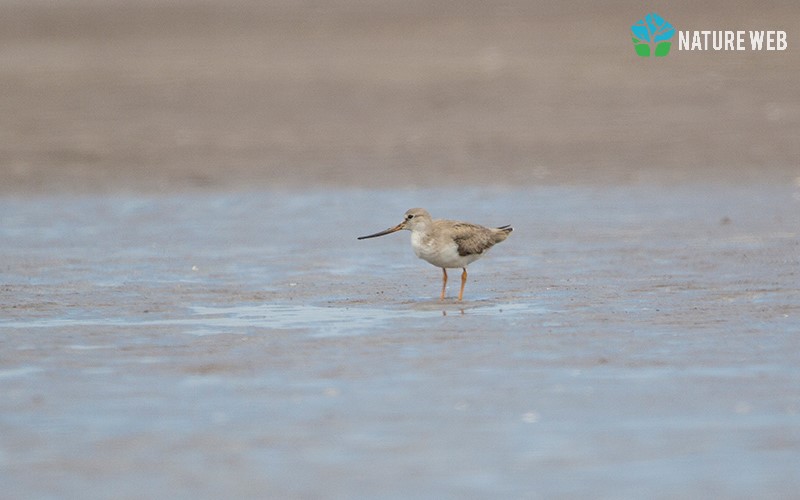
[358,208,512,301]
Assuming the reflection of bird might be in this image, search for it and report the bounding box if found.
[358,208,513,301]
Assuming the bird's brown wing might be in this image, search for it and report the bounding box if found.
[450,223,500,257]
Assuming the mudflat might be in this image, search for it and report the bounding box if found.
[3,185,799,498]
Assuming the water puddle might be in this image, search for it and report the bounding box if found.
[0,366,45,379]
[2,301,544,337]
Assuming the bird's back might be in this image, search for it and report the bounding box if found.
[436,219,512,258]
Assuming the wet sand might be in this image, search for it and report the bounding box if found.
[3,186,800,498]
[2,0,800,498]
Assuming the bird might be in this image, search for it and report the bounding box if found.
[358,208,512,301]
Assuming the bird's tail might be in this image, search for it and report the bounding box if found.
[494,225,513,243]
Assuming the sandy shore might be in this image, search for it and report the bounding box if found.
[1,0,798,193]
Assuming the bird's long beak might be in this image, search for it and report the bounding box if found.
[357,221,405,240]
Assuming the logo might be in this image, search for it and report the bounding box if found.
[631,12,788,57]
[631,13,676,57]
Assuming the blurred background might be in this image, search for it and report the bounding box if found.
[1,0,798,193]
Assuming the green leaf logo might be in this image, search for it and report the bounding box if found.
[631,13,675,57]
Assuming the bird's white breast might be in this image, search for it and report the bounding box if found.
[410,230,481,269]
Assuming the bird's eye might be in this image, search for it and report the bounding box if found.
[406,214,414,220]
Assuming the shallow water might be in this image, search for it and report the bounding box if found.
[2,184,800,498]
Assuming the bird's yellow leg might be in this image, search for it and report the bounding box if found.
[440,268,447,300]
[458,268,467,301]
